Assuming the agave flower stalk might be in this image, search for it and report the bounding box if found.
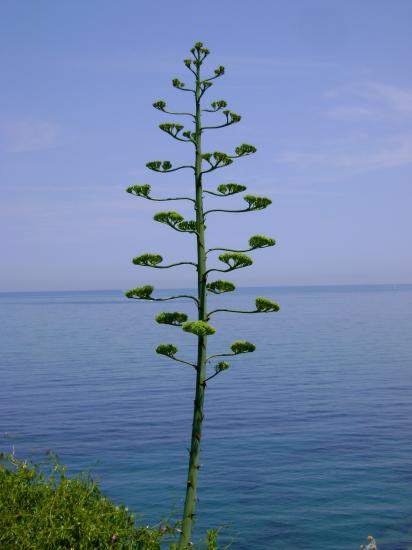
[125,42,280,549]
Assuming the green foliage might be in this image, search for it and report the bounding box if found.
[223,110,241,123]
[190,42,211,63]
[153,212,196,233]
[133,253,163,267]
[153,100,166,111]
[243,195,272,210]
[230,341,256,354]
[0,453,222,550]
[206,280,236,294]
[156,312,188,326]
[202,152,233,168]
[182,321,216,336]
[177,220,197,232]
[0,453,163,550]
[248,235,276,249]
[255,297,280,312]
[172,78,186,89]
[156,344,178,357]
[125,285,154,299]
[159,123,184,137]
[215,361,229,372]
[235,143,257,156]
[218,252,253,270]
[126,184,151,198]
[209,100,227,111]
[200,81,213,91]
[146,160,173,172]
[182,130,196,140]
[216,183,247,195]
[154,211,184,225]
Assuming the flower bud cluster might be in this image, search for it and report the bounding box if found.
[146,160,172,172]
[243,195,272,210]
[255,297,280,312]
[230,341,256,354]
[215,361,229,372]
[153,211,196,233]
[156,312,188,326]
[210,100,227,111]
[172,78,185,89]
[219,253,253,270]
[206,280,236,294]
[132,253,163,267]
[125,285,154,299]
[182,321,216,337]
[248,235,276,249]
[126,184,151,198]
[156,344,178,357]
[159,123,184,136]
[153,100,166,111]
[235,143,257,156]
[216,183,247,195]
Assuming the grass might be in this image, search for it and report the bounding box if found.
[0,451,221,550]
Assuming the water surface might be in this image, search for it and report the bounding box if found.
[1,285,412,549]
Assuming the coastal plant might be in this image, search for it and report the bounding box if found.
[126,42,279,548]
[0,451,163,549]
[0,451,222,549]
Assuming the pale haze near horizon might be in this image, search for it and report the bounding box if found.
[1,1,411,292]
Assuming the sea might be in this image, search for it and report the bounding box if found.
[1,285,412,549]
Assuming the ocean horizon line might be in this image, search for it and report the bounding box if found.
[1,282,412,295]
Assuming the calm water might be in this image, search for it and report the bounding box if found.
[1,285,412,549]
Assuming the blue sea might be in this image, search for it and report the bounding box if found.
[1,285,412,549]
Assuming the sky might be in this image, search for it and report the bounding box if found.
[1,0,411,291]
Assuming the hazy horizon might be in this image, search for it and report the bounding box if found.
[1,282,411,295]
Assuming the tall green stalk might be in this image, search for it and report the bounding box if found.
[125,42,280,549]
[178,55,208,548]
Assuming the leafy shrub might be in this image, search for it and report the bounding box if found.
[0,452,221,549]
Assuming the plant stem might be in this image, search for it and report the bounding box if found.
[178,60,207,549]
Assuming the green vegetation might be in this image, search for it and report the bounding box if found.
[0,452,221,550]
[126,41,280,547]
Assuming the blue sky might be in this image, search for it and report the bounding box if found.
[1,0,411,291]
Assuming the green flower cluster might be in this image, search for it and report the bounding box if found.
[210,100,227,111]
[248,235,276,249]
[223,110,241,123]
[255,297,280,312]
[202,151,233,167]
[156,312,188,326]
[153,211,196,233]
[172,78,186,89]
[243,195,272,210]
[216,183,247,195]
[219,253,253,270]
[235,143,257,156]
[133,254,163,267]
[126,184,151,198]
[146,160,173,171]
[152,100,166,111]
[159,123,184,135]
[125,285,154,299]
[215,361,229,372]
[230,341,256,354]
[206,280,236,294]
[182,321,216,337]
[156,344,178,357]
